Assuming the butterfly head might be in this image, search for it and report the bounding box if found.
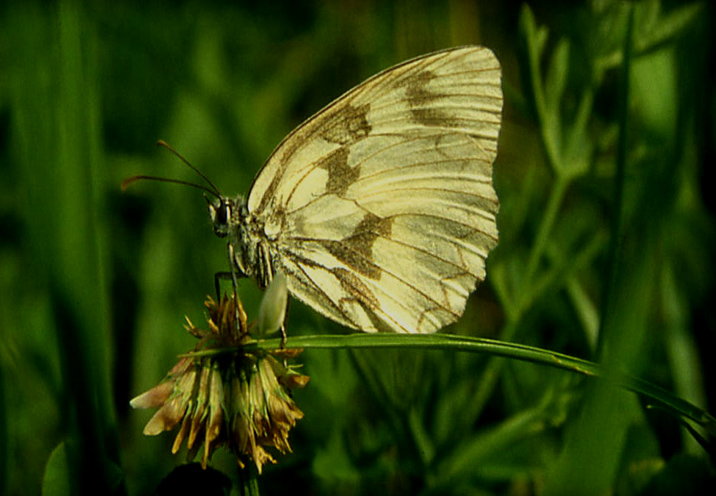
[206,195,252,254]
[207,195,234,238]
[207,194,259,282]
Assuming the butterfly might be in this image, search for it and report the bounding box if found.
[130,46,502,334]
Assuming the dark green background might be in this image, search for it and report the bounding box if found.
[1,0,714,494]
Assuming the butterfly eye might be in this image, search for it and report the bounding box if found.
[209,198,231,238]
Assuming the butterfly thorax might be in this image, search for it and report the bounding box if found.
[208,196,274,289]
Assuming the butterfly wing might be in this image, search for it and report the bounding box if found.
[247,46,502,333]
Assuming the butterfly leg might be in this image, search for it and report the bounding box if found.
[227,242,243,335]
[213,271,233,300]
[279,323,287,349]
[279,297,291,349]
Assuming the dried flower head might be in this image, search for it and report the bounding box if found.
[131,294,308,473]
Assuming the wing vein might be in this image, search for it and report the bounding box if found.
[282,238,463,320]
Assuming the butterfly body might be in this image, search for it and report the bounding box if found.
[211,46,502,334]
[208,196,273,287]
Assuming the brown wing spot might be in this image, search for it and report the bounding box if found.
[316,147,360,197]
[404,71,454,127]
[332,267,379,310]
[320,103,372,145]
[321,213,393,280]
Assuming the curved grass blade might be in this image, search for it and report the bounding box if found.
[186,332,716,444]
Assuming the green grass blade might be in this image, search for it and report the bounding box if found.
[190,332,716,438]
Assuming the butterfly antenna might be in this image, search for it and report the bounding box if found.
[156,140,223,197]
[121,174,219,196]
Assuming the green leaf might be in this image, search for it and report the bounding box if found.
[544,38,570,121]
[42,443,72,496]
[42,443,125,496]
[636,1,702,54]
[518,3,547,121]
[640,453,714,495]
[312,433,361,487]
[433,396,552,487]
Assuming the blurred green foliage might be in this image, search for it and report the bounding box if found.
[1,0,714,495]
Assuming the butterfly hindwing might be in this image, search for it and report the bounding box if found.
[246,46,502,333]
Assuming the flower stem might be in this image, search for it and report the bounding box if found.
[524,173,570,298]
[237,463,261,496]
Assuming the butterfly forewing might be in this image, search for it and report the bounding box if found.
[245,46,502,333]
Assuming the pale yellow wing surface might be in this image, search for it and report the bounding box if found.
[247,46,502,333]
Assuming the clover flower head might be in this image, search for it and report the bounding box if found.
[131,294,308,473]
